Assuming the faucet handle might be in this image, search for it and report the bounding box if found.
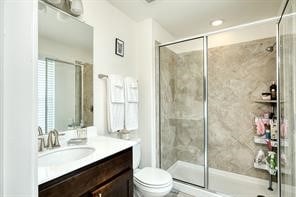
[38,126,43,136]
[53,129,61,147]
[47,130,54,149]
[38,137,45,152]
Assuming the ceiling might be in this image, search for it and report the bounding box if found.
[108,0,282,39]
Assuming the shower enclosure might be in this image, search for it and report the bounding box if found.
[158,1,295,196]
[278,0,296,196]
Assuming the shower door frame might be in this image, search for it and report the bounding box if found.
[158,35,208,189]
[203,36,209,189]
[277,1,294,197]
[276,19,282,197]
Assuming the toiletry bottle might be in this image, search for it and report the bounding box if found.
[255,149,265,164]
[270,119,278,141]
[267,151,277,175]
[265,124,271,139]
[270,81,277,100]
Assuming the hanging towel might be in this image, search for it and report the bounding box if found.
[124,77,138,131]
[107,75,125,132]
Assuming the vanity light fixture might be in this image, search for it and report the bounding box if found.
[70,0,84,16]
[211,19,224,27]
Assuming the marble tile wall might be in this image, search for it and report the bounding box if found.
[74,64,93,127]
[160,46,178,170]
[83,63,93,127]
[160,37,276,180]
[174,50,204,166]
[208,37,276,180]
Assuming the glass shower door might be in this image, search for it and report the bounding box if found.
[279,0,296,196]
[159,37,206,187]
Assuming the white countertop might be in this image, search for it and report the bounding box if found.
[38,135,136,185]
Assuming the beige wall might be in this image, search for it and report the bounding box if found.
[208,37,276,180]
[160,37,276,180]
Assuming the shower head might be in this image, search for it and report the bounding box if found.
[266,43,276,52]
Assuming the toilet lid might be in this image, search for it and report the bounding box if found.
[134,167,172,187]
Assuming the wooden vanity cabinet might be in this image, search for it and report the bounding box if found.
[39,148,133,197]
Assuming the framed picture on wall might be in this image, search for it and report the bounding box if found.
[115,38,124,57]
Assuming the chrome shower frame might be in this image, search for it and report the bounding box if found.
[276,1,292,197]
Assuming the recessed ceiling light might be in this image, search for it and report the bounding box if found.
[211,19,224,27]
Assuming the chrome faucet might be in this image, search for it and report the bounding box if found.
[38,126,46,152]
[47,129,61,149]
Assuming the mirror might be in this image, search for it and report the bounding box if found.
[38,1,93,132]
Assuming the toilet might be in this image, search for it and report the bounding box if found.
[132,139,173,197]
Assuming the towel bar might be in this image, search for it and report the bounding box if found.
[98,74,108,79]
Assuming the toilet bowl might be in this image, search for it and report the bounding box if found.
[132,139,173,197]
[134,167,173,197]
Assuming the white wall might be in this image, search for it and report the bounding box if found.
[151,20,175,167]
[79,1,174,168]
[55,64,76,130]
[2,0,38,196]
[136,19,174,167]
[79,1,174,169]
[39,36,93,64]
[135,19,153,167]
[0,0,4,194]
[81,0,138,135]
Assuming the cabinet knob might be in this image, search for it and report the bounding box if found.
[96,193,102,197]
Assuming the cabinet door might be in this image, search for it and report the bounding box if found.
[91,169,133,197]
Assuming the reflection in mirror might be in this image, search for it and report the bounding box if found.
[38,1,93,132]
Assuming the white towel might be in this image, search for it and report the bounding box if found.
[124,77,138,131]
[107,75,125,132]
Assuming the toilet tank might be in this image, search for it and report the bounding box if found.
[132,138,141,169]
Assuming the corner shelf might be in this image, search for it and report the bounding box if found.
[254,136,289,147]
[254,162,291,175]
[254,162,268,170]
[252,95,290,178]
[254,100,277,104]
[253,99,284,104]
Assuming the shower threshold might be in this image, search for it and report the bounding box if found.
[167,160,277,197]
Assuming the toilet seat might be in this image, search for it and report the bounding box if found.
[134,177,172,188]
[134,167,173,188]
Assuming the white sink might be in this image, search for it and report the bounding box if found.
[38,146,95,167]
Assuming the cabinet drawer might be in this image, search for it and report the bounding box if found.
[39,148,132,197]
[91,169,133,197]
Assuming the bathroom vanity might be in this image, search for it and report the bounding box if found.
[38,135,135,197]
[39,147,133,197]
